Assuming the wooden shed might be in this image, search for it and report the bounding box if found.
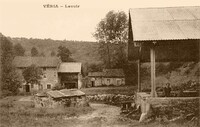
[57,62,82,89]
[128,6,200,97]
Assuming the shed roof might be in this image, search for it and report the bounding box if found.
[88,69,125,77]
[88,72,103,77]
[60,89,85,97]
[57,62,82,73]
[13,56,60,68]
[46,89,85,99]
[129,6,200,41]
[46,91,64,98]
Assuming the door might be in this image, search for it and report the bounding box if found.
[91,81,95,87]
[25,85,30,92]
[64,82,77,89]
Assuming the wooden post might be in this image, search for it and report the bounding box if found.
[150,43,157,97]
[138,46,142,92]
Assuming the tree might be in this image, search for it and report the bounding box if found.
[50,50,56,56]
[14,43,25,56]
[82,62,102,76]
[57,45,74,62]
[22,64,43,86]
[1,35,21,96]
[93,10,128,68]
[31,47,39,56]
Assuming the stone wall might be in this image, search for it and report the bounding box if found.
[87,94,135,105]
[34,96,89,108]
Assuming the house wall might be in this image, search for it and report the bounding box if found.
[90,77,125,87]
[94,77,102,86]
[41,67,58,90]
[16,67,58,92]
[102,78,125,86]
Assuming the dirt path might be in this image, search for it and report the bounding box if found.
[65,103,139,127]
[17,97,139,126]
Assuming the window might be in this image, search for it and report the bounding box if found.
[47,84,51,89]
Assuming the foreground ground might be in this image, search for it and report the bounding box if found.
[0,96,198,127]
[0,96,138,127]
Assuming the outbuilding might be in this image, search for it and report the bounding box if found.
[88,69,125,87]
[128,6,200,97]
[57,62,82,89]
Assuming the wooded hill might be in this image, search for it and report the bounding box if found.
[6,36,200,87]
[8,37,101,65]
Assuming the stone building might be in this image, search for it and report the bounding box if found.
[88,69,125,87]
[13,57,83,92]
[13,56,60,92]
[57,62,82,89]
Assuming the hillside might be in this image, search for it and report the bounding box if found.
[8,37,101,65]
[140,62,200,90]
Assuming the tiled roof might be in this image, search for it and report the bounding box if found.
[46,89,85,98]
[46,91,65,98]
[57,62,82,73]
[129,6,200,41]
[88,72,103,77]
[60,89,85,97]
[88,69,125,77]
[13,56,60,68]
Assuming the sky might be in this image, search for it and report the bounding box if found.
[0,0,200,42]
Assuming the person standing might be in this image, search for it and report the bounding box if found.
[163,83,171,97]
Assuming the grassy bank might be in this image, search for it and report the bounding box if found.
[81,86,136,95]
[0,96,93,127]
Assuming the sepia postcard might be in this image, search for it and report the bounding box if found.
[0,0,200,127]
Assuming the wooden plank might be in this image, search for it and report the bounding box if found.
[138,46,142,92]
[137,59,141,92]
[150,44,157,97]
